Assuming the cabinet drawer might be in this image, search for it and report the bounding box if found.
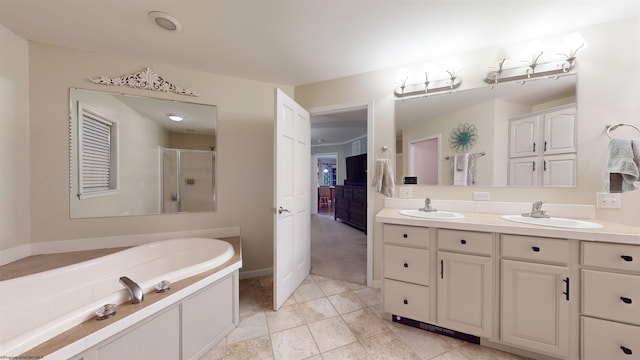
[501,234,569,264]
[437,229,492,256]
[383,278,429,323]
[384,245,429,285]
[582,316,640,360]
[583,242,640,272]
[384,224,429,248]
[582,270,640,325]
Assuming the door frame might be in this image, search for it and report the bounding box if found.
[307,100,373,287]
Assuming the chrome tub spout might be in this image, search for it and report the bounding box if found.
[119,276,144,304]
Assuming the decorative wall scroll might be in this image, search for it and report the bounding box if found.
[90,67,199,97]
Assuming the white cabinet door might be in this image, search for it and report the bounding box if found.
[182,275,236,360]
[509,116,540,158]
[501,260,569,357]
[543,107,576,155]
[437,252,492,337]
[509,157,538,186]
[95,306,180,360]
[542,154,576,187]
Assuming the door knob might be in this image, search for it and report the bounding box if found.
[278,206,291,214]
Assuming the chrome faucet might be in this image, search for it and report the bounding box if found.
[523,201,550,218]
[419,197,437,212]
[119,276,144,304]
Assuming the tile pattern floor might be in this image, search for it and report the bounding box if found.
[201,274,530,360]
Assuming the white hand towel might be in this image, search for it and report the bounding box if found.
[605,138,639,193]
[452,153,470,186]
[372,159,394,197]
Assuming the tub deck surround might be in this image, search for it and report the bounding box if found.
[9,237,242,359]
[376,208,640,244]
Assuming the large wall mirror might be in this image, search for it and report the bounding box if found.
[395,74,577,187]
[69,88,217,218]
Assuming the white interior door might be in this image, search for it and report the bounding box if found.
[273,88,311,310]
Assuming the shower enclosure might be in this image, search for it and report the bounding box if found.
[161,148,216,213]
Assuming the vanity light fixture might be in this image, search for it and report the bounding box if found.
[148,11,182,32]
[168,114,183,122]
[394,57,463,98]
[483,33,588,84]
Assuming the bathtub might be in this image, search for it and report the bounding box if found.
[0,237,236,357]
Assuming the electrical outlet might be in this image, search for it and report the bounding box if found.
[596,192,622,209]
[399,186,412,199]
[473,192,490,201]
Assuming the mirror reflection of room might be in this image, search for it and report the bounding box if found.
[69,88,217,218]
[395,74,576,187]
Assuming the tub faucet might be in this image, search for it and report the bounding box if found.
[419,198,437,212]
[522,201,550,218]
[119,276,144,304]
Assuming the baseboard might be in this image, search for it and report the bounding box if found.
[370,279,382,289]
[0,227,241,265]
[240,267,273,279]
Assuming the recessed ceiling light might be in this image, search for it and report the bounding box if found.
[168,114,183,122]
[148,11,182,32]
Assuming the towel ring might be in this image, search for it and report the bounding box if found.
[377,146,392,160]
[607,123,640,139]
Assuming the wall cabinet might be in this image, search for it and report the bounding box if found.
[581,242,640,360]
[509,105,576,186]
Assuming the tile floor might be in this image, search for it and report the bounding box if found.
[201,274,529,360]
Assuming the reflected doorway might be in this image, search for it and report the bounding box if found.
[408,135,441,185]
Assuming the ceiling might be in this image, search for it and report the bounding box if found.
[0,1,637,87]
[1,1,637,145]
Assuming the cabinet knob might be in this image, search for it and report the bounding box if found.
[460,239,467,245]
[403,234,408,238]
[621,297,633,304]
[621,255,634,262]
[532,246,541,252]
[403,299,408,305]
[403,262,409,268]
[620,346,633,355]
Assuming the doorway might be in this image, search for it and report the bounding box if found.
[308,101,372,286]
[408,134,441,185]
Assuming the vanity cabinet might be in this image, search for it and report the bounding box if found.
[500,234,570,357]
[436,229,493,337]
[382,224,430,323]
[509,104,576,187]
[581,242,640,360]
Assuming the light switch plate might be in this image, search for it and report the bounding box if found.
[399,186,412,199]
[473,192,491,201]
[596,192,621,209]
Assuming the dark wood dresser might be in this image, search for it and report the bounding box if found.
[334,184,366,233]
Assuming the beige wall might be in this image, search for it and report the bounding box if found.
[296,17,640,281]
[26,43,293,272]
[0,24,31,251]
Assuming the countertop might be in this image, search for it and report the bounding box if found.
[376,208,640,245]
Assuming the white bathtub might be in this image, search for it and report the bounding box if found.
[0,237,235,357]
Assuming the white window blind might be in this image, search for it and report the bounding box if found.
[78,103,118,198]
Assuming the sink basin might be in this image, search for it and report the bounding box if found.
[501,215,603,229]
[399,209,464,220]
